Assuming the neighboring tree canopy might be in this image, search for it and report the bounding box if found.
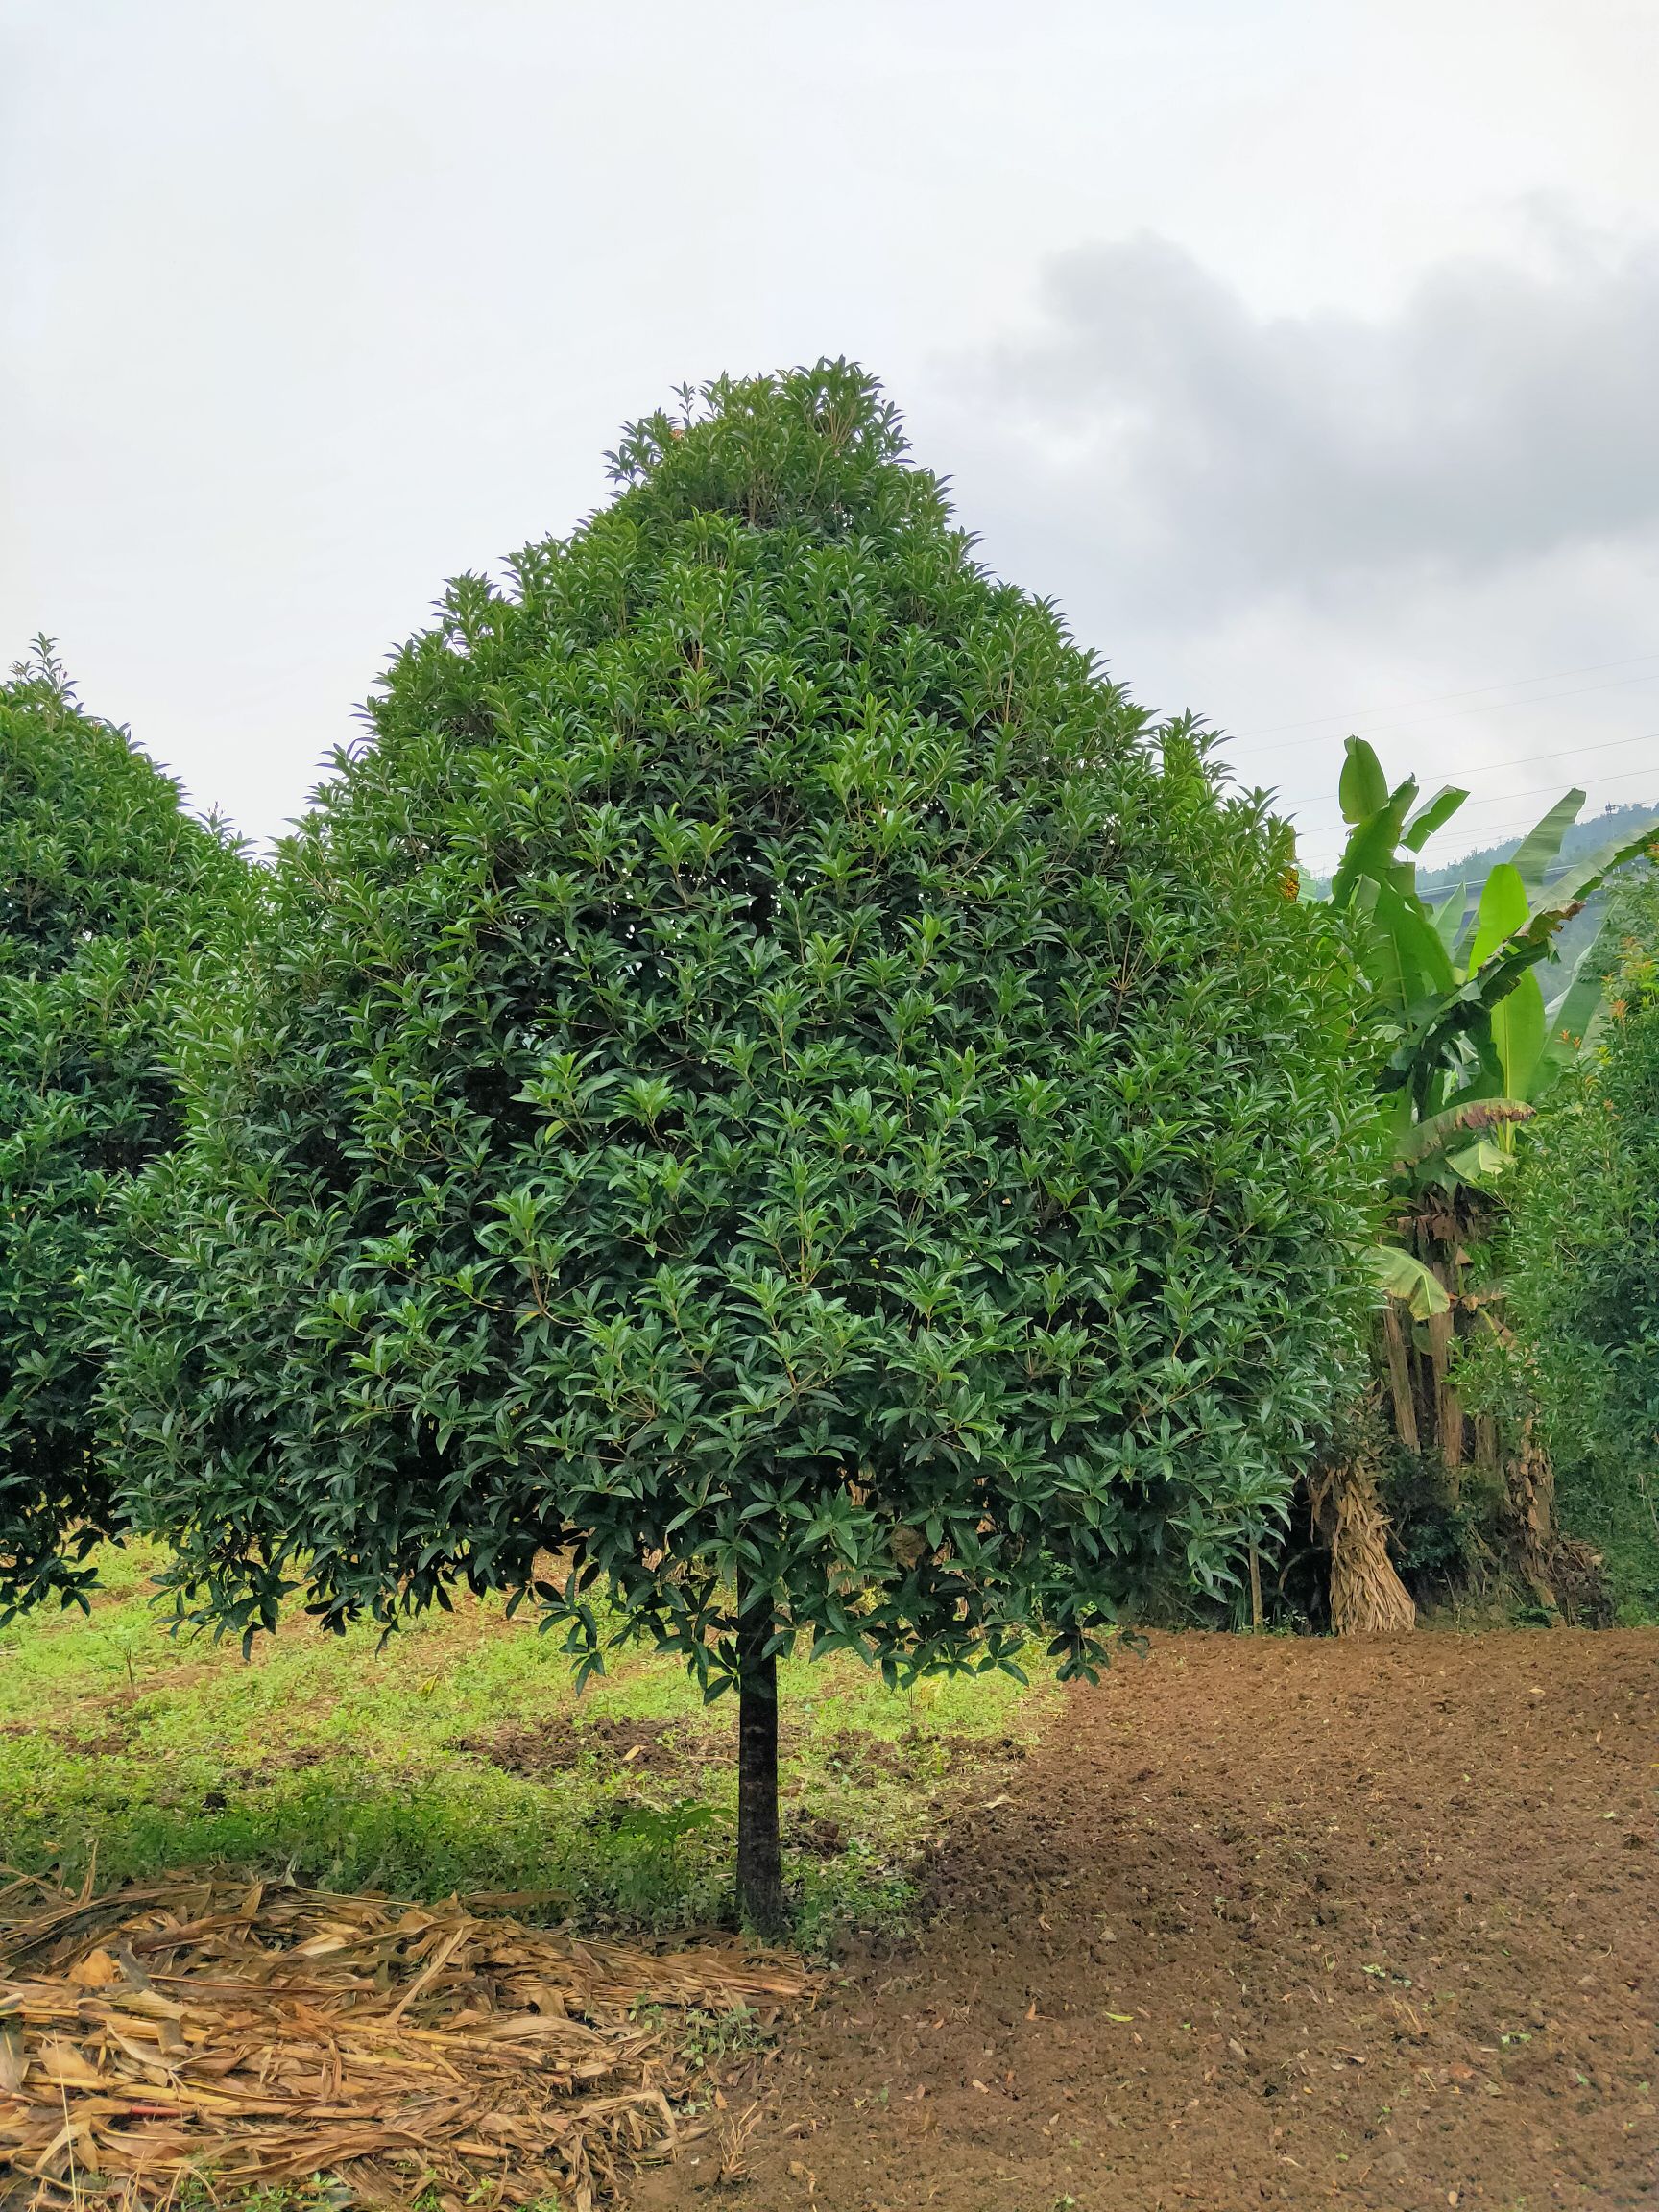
[1313,736,1656,1628]
[102,363,1377,1927]
[1507,872,1659,1617]
[0,644,247,1621]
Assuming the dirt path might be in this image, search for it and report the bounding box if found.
[640,1629,1657,2211]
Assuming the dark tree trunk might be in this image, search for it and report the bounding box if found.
[1381,1304,1420,1455]
[1361,1193,1601,1621]
[734,1593,785,1938]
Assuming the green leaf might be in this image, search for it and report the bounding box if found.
[1509,787,1584,897]
[1330,777,1419,913]
[1357,878,1455,1015]
[1494,965,1548,1102]
[1532,941,1612,1099]
[1445,1137,1511,1184]
[1338,737,1391,826]
[1368,1245,1451,1319]
[1538,815,1659,916]
[1401,785,1468,854]
[1467,862,1528,974]
[1431,886,1467,956]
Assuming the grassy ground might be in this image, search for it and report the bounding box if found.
[0,1545,1049,1948]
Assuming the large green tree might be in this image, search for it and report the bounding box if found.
[0,645,247,1621]
[102,365,1377,1930]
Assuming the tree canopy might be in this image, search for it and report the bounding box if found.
[0,645,247,1621]
[1507,873,1659,1616]
[101,364,1377,1921]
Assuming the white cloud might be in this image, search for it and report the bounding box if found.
[926,226,1659,872]
[7,2,1659,851]
[950,228,1659,621]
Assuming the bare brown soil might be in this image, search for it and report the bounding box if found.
[640,1629,1658,2212]
[456,1716,1024,1793]
[459,1712,716,1779]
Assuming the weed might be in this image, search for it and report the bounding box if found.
[177,2180,350,2212]
[0,1543,1048,1944]
[633,2000,776,2072]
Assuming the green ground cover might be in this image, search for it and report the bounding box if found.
[0,1546,1048,1945]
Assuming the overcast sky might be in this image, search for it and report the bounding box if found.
[6,0,1659,872]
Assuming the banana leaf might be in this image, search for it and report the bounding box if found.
[1402,783,1468,854]
[1330,778,1420,913]
[1466,861,1528,974]
[1368,1244,1451,1319]
[1536,813,1659,916]
[1359,877,1457,1014]
[1494,963,1548,1100]
[1446,1136,1512,1183]
[1431,885,1467,956]
[1339,736,1392,826]
[1532,936,1614,1098]
[1510,787,1586,897]
[1391,1096,1533,1168]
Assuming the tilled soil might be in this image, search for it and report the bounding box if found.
[640,1629,1657,2211]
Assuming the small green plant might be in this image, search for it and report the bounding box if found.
[607,1799,727,1915]
[676,2003,776,2071]
[612,1799,723,1856]
[177,2179,349,2212]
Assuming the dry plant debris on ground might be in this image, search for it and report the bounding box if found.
[0,1875,805,2212]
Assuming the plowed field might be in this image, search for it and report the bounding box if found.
[641,1630,1658,2211]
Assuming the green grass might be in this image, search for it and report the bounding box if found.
[1555,1455,1659,1624]
[0,1545,1049,1946]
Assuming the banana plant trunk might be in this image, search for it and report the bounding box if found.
[1356,1195,1566,1621]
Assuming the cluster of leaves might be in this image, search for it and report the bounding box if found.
[1326,736,1656,1317]
[1504,873,1659,1615]
[98,364,1379,1692]
[0,646,248,1620]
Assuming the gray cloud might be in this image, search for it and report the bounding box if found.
[958,229,1659,620]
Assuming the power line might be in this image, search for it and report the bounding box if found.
[1296,771,1659,840]
[1233,646,1659,741]
[1294,765,1659,871]
[1300,816,1653,873]
[1299,762,1659,839]
[1273,729,1659,825]
[1287,737,1659,836]
[1236,667,1659,762]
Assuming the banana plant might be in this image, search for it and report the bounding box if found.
[1331,737,1658,1193]
[1323,736,1658,1492]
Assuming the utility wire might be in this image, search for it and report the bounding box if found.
[1295,766,1659,871]
[1235,668,1659,762]
[1233,646,1659,741]
[1264,728,1659,820]
[1294,759,1659,833]
[1291,733,1659,831]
